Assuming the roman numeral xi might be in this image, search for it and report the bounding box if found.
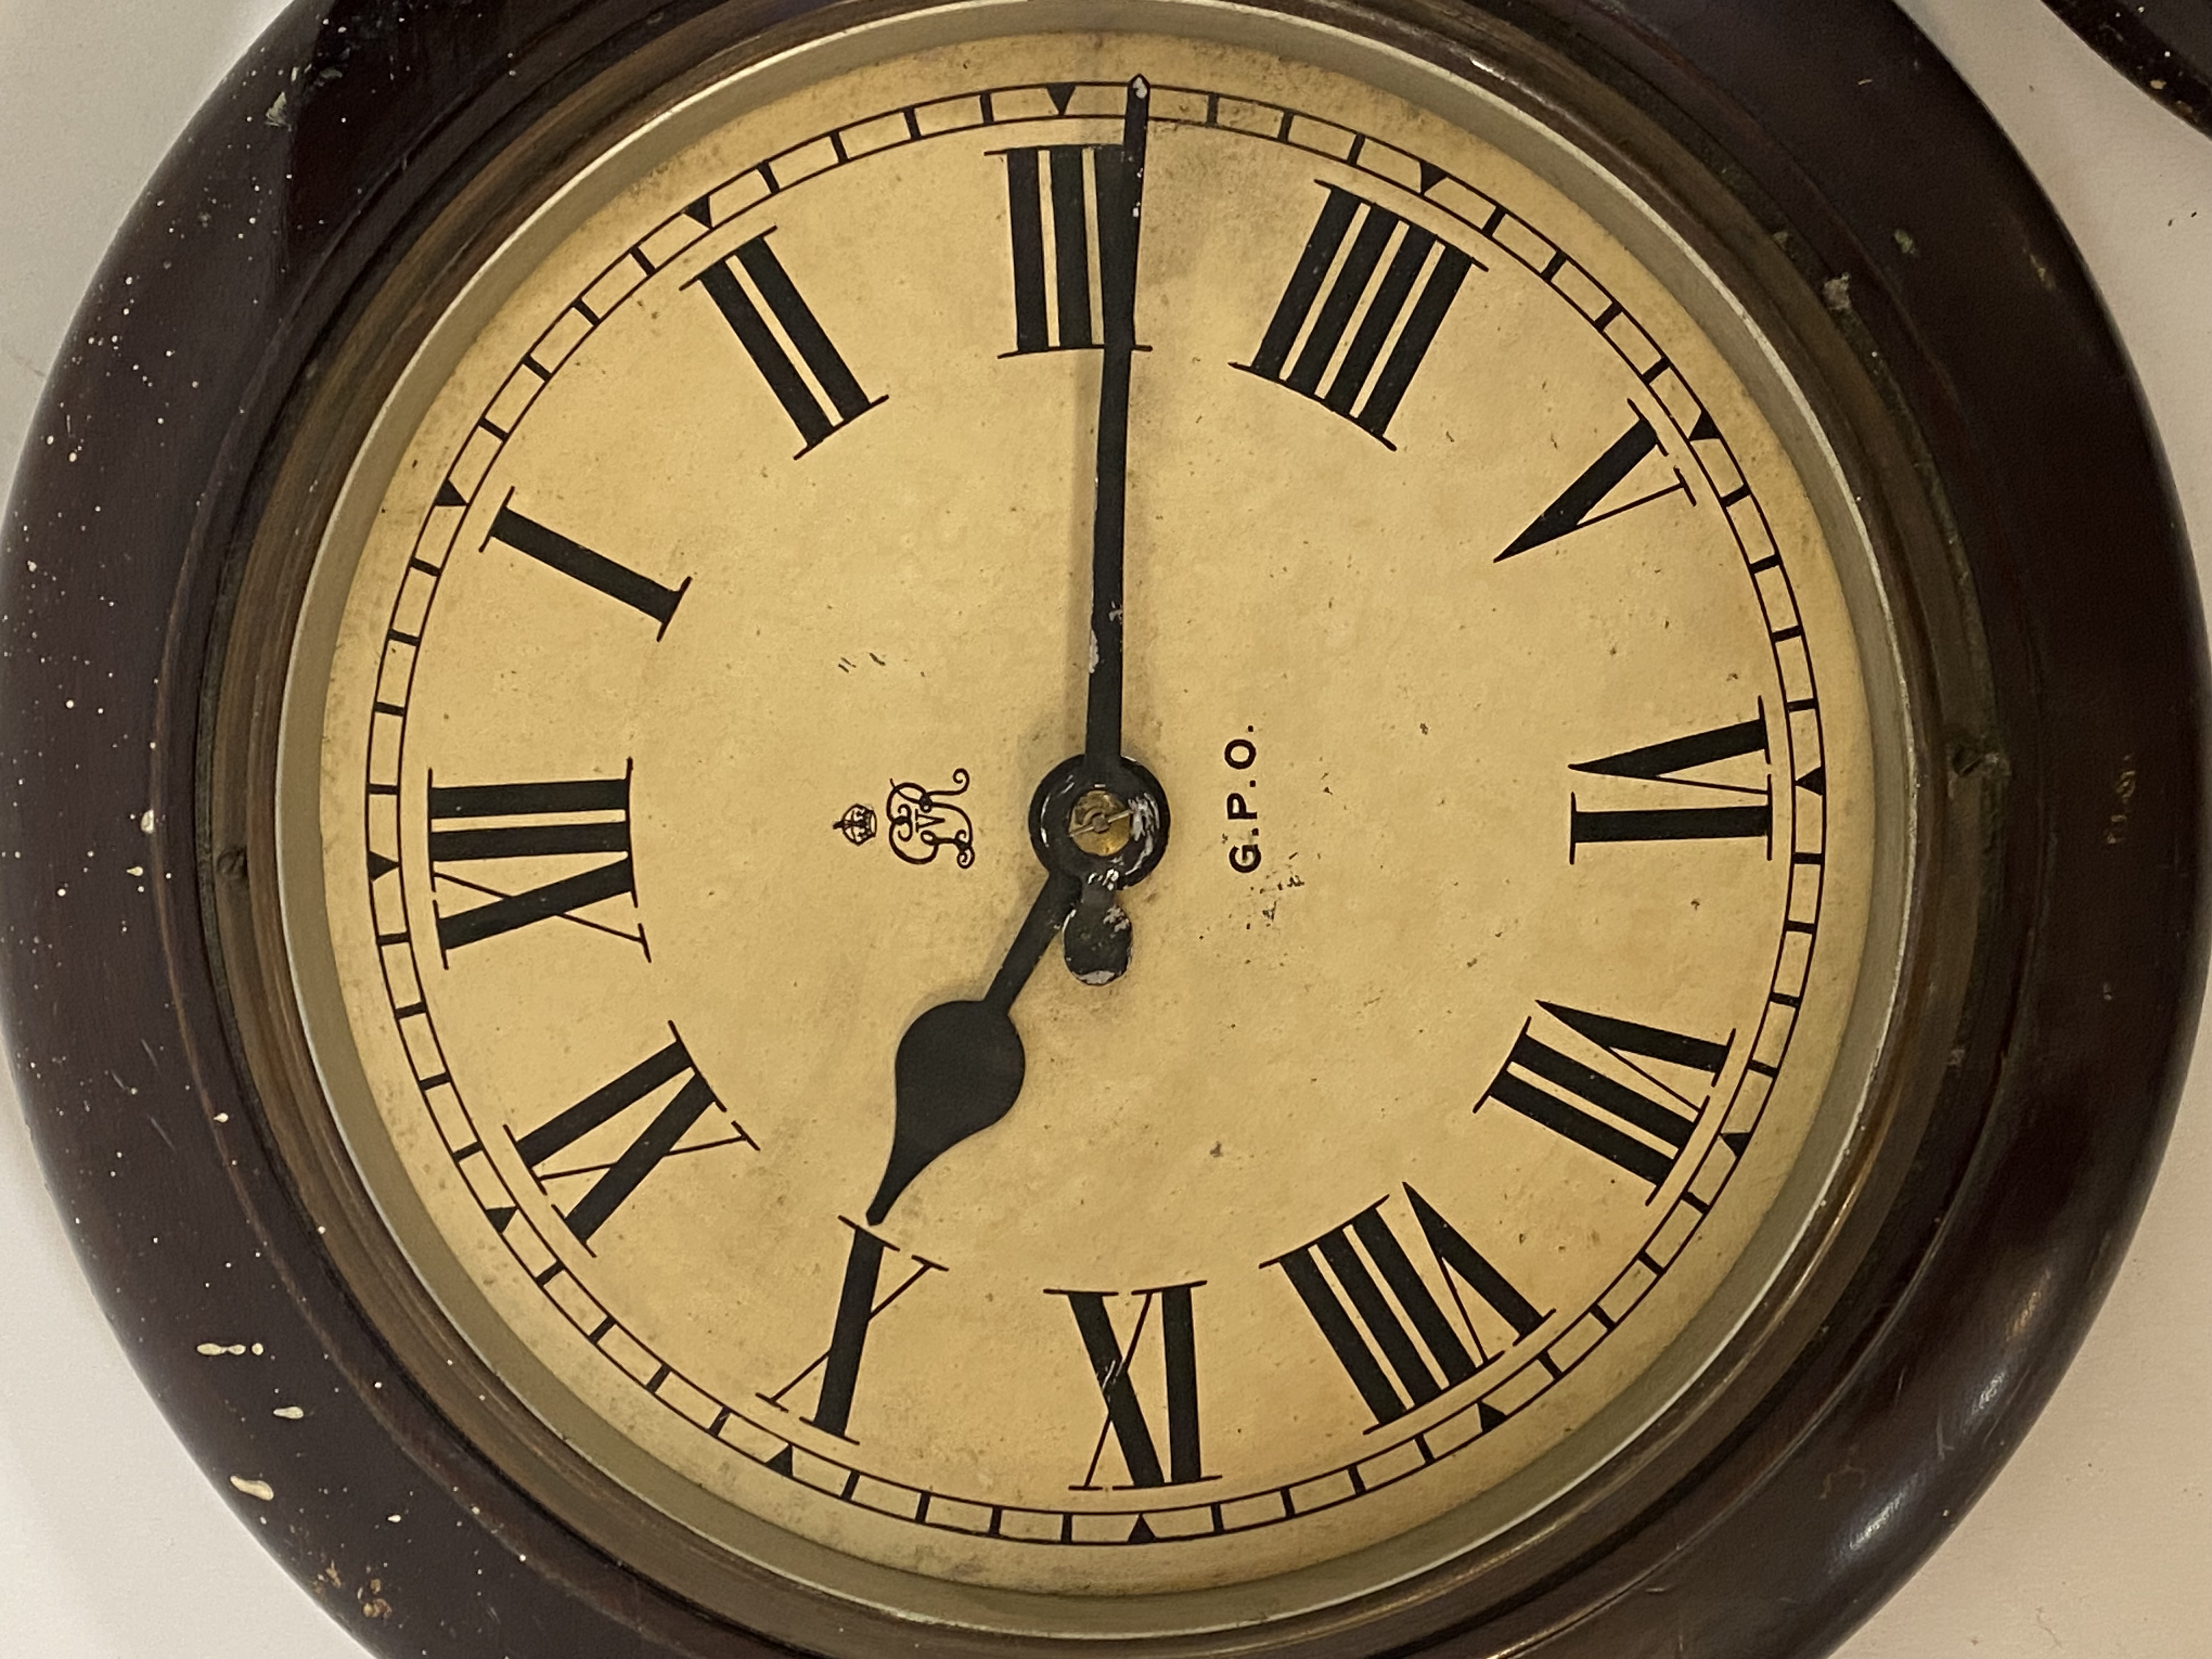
[1269,1186,1546,1429]
[693,229,883,454]
[1240,185,1475,447]
[426,770,640,954]
[513,1028,752,1244]
[1050,1282,1208,1489]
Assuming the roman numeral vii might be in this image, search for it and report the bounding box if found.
[1569,708,1773,859]
[1239,185,1475,447]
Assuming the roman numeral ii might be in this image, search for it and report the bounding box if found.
[1239,185,1475,447]
[693,230,883,454]
[1002,142,1140,354]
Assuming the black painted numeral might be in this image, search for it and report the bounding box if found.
[761,1221,945,1442]
[1238,185,1474,447]
[1570,708,1771,859]
[1267,1184,1545,1427]
[514,1029,748,1243]
[1497,408,1689,559]
[426,771,639,953]
[1479,1002,1730,1189]
[694,231,882,454]
[1048,1282,1208,1489]
[488,503,687,633]
[1003,143,1139,354]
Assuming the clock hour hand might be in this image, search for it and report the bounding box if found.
[865,870,1081,1224]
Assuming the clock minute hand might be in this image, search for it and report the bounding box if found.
[1084,74,1150,770]
[865,870,1081,1225]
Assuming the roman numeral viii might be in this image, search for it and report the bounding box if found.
[426,770,640,954]
[693,230,882,454]
[1480,1002,1731,1189]
[1049,1282,1208,1489]
[514,1028,750,1244]
[1268,1185,1545,1428]
[761,1221,944,1442]
[1002,143,1139,354]
[1570,708,1772,859]
[1239,185,1475,447]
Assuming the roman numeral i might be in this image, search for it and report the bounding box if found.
[693,230,883,454]
[426,770,640,955]
[1239,185,1475,447]
[1268,1185,1545,1429]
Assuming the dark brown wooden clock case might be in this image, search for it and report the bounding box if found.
[1,1,2201,1656]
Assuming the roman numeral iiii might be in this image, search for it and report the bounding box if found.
[1239,185,1474,447]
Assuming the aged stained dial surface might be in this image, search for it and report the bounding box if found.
[284,13,1894,1626]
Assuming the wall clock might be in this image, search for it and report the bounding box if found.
[2,1,2203,1656]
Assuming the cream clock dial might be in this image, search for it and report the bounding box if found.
[283,14,1893,1629]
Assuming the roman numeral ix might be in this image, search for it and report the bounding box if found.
[1268,1186,1545,1429]
[1049,1282,1209,1489]
[760,1221,945,1443]
[1002,141,1139,354]
[1239,185,1475,447]
[512,1028,750,1244]
[692,230,883,454]
[487,500,688,634]
[1479,1001,1731,1189]
[1569,707,1772,859]
[426,770,640,955]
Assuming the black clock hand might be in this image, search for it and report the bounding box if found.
[1084,74,1150,770]
[865,870,1081,1225]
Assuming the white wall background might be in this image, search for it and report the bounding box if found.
[1,2,2205,1654]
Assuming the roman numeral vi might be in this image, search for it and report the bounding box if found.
[1570,708,1772,859]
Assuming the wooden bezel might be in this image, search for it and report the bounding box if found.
[1,2,2199,1656]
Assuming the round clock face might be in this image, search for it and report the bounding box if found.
[278,3,1904,1634]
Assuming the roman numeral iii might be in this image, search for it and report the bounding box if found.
[426,770,639,953]
[1479,1002,1731,1189]
[1002,143,1139,354]
[1239,185,1475,447]
[1268,1186,1545,1428]
[514,1029,749,1243]
[760,1222,944,1442]
[1048,1282,1208,1489]
[1569,708,1772,859]
[693,230,882,454]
